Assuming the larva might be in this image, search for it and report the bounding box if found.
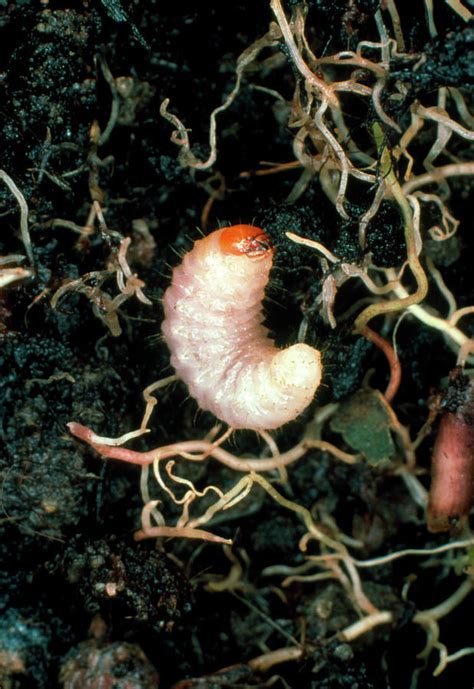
[161,224,322,430]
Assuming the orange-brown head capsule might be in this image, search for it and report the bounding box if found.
[219,224,272,259]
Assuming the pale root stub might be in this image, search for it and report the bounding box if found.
[161,226,322,430]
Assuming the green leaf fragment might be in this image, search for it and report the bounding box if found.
[330,389,396,465]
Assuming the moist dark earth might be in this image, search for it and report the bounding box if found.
[0,1,473,688]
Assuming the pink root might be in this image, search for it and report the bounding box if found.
[67,421,308,471]
[67,423,156,465]
[68,422,358,473]
[360,326,402,402]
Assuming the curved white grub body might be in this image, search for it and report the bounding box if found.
[161,226,322,430]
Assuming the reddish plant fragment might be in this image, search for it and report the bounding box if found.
[427,369,474,533]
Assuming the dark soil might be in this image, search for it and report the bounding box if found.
[0,2,473,688]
